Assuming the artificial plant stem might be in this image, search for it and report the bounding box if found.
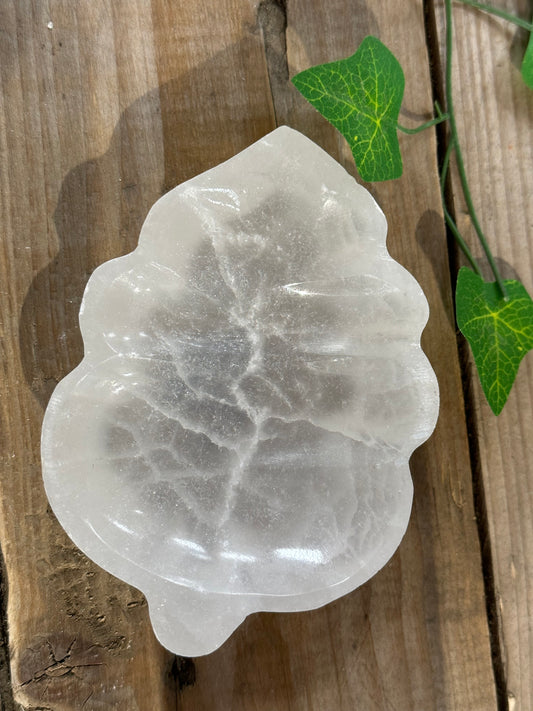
[457,0,532,32]
[397,113,449,134]
[445,0,508,297]
[440,138,482,274]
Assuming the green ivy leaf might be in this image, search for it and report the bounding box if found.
[521,25,533,89]
[292,36,404,181]
[456,267,533,414]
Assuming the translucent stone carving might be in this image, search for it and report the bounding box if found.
[41,126,439,656]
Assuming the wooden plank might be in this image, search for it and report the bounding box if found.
[430,1,533,707]
[0,1,178,707]
[0,0,274,708]
[0,0,506,709]
[180,1,498,709]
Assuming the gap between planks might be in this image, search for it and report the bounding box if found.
[422,1,508,708]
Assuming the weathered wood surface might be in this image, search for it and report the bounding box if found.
[431,2,533,708]
[0,0,529,708]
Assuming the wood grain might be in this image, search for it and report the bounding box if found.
[0,2,179,708]
[430,1,533,708]
[0,0,527,708]
[182,0,497,709]
[0,0,276,708]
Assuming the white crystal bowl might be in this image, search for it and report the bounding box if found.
[41,126,439,656]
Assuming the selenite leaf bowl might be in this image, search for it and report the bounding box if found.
[41,126,439,656]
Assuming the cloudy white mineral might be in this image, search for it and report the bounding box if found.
[41,126,439,656]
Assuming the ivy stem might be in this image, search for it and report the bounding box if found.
[398,112,449,134]
[456,0,533,32]
[440,138,482,275]
[444,0,508,298]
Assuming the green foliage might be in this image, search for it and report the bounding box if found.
[294,21,533,414]
[456,267,533,414]
[292,36,404,181]
[521,27,533,89]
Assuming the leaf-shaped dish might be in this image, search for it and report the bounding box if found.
[41,126,439,656]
